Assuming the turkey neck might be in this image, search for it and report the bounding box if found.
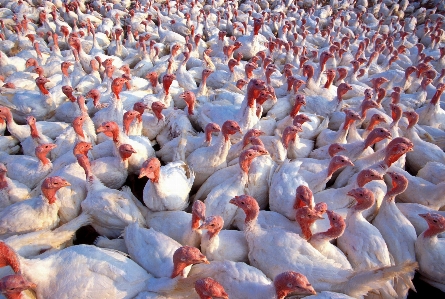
[42,186,60,205]
[36,82,50,95]
[2,292,24,299]
[73,120,85,139]
[191,212,202,230]
[422,221,445,239]
[430,88,444,106]
[0,172,7,190]
[363,130,385,149]
[29,122,40,139]
[289,101,304,118]
[205,226,221,240]
[311,222,344,243]
[36,150,51,166]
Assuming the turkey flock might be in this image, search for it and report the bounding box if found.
[0,0,445,297]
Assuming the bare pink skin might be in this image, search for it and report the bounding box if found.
[221,120,241,141]
[351,60,360,73]
[199,215,224,239]
[245,62,256,79]
[62,86,76,102]
[238,146,269,173]
[180,91,196,115]
[73,141,93,157]
[295,206,324,240]
[418,213,445,238]
[41,176,71,204]
[403,111,419,129]
[96,121,120,143]
[242,129,265,148]
[249,136,265,147]
[360,99,379,118]
[430,83,445,106]
[35,77,50,95]
[366,114,387,132]
[2,83,14,89]
[139,157,161,182]
[204,123,221,144]
[131,102,147,122]
[303,64,314,83]
[162,74,175,95]
[290,95,306,118]
[274,271,316,299]
[26,116,40,139]
[385,172,408,199]
[375,88,386,105]
[61,61,72,77]
[327,155,354,177]
[370,77,389,92]
[363,127,392,149]
[191,200,206,230]
[342,109,361,130]
[384,139,414,167]
[310,210,346,242]
[111,77,128,99]
[229,194,259,224]
[123,110,140,135]
[0,274,37,299]
[337,83,352,102]
[328,143,346,157]
[0,164,7,190]
[294,185,313,210]
[282,125,303,149]
[72,115,86,139]
[0,243,21,274]
[236,79,248,90]
[337,68,348,81]
[347,187,375,212]
[118,144,136,161]
[35,143,57,166]
[404,66,417,80]
[323,69,336,88]
[195,277,228,299]
[389,104,402,124]
[293,114,311,125]
[171,246,209,279]
[293,79,305,93]
[151,102,166,122]
[85,89,102,108]
[356,169,384,188]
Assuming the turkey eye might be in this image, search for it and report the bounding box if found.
[433,219,438,223]
[332,217,336,221]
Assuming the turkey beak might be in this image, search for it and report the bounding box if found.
[62,180,71,187]
[96,125,106,133]
[345,160,354,167]
[196,254,210,264]
[418,213,429,219]
[229,198,238,206]
[315,214,325,220]
[346,190,356,197]
[198,220,210,230]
